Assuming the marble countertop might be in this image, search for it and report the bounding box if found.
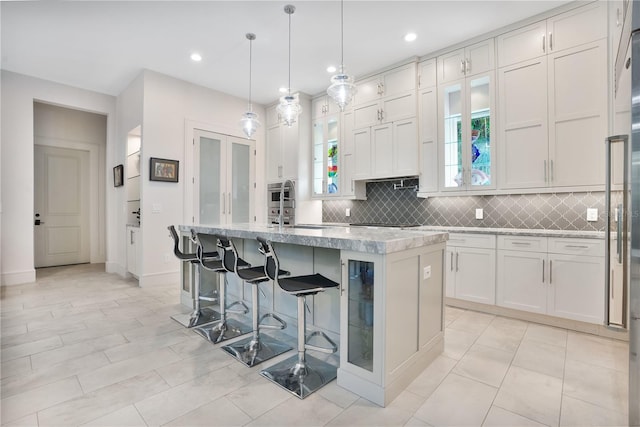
[413,226,605,239]
[180,223,448,254]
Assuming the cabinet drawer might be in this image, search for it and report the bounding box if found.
[547,237,604,257]
[447,233,496,249]
[498,235,547,252]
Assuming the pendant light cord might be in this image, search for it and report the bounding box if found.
[287,9,292,95]
[340,0,344,69]
[249,37,253,110]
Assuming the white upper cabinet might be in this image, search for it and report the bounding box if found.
[546,1,607,53]
[312,95,341,119]
[498,57,548,189]
[354,63,417,106]
[438,39,495,84]
[497,21,547,68]
[497,1,607,68]
[497,1,607,190]
[418,58,438,194]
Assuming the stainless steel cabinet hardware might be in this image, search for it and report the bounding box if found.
[617,204,623,263]
[550,159,554,182]
[549,32,553,50]
[460,59,465,74]
[549,260,553,284]
[542,35,546,53]
[544,160,547,183]
[222,192,226,214]
[512,241,531,246]
[542,259,545,283]
[228,193,231,215]
[450,252,454,271]
[456,252,459,272]
[565,244,589,249]
[379,82,384,95]
[465,59,470,74]
[340,261,345,295]
[130,230,135,245]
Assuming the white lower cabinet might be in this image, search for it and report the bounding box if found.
[446,234,496,304]
[126,226,140,278]
[497,235,605,324]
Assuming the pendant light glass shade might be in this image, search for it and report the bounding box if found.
[240,33,260,139]
[327,0,356,111]
[277,5,301,127]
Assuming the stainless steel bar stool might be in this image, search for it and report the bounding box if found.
[257,237,339,399]
[192,233,252,343]
[218,236,293,367]
[168,225,220,328]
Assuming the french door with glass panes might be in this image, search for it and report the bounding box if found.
[193,129,254,225]
[438,72,495,191]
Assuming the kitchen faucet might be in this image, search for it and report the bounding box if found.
[278,179,294,229]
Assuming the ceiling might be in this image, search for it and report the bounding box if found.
[1,1,574,106]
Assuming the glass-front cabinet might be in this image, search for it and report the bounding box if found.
[312,114,341,198]
[438,72,495,191]
[340,251,382,385]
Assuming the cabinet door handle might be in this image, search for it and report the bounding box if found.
[456,252,459,272]
[616,204,623,263]
[550,159,554,182]
[611,269,614,299]
[340,260,345,296]
[450,252,454,271]
[465,59,470,74]
[549,260,553,284]
[460,59,466,74]
[130,230,134,245]
[542,34,546,53]
[228,193,231,216]
[222,192,226,214]
[379,82,384,95]
[278,165,283,178]
[564,244,589,249]
[512,241,531,246]
[544,160,547,183]
[380,109,384,122]
[542,259,545,283]
[549,32,553,51]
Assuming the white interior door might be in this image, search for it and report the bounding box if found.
[34,145,90,267]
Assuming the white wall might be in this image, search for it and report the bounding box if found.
[111,74,144,277]
[0,71,116,286]
[136,70,266,287]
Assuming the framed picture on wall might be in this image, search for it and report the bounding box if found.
[113,164,124,187]
[150,157,179,182]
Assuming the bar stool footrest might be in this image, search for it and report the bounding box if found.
[260,354,337,399]
[198,290,219,303]
[192,318,251,344]
[259,313,287,330]
[171,307,220,328]
[305,331,338,354]
[226,300,250,315]
[221,334,293,367]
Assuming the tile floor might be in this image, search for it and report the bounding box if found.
[0,264,630,427]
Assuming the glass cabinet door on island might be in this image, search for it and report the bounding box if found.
[340,251,381,385]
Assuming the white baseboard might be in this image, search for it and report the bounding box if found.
[139,270,180,288]
[105,262,127,278]
[1,269,36,286]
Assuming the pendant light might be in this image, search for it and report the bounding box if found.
[240,33,260,139]
[327,0,357,111]
[276,4,302,127]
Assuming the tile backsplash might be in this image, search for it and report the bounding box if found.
[322,179,606,231]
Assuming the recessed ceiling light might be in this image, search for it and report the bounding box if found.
[327,65,337,73]
[190,52,202,62]
[404,33,417,42]
[279,87,288,93]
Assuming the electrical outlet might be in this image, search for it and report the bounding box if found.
[345,208,351,217]
[423,265,431,280]
[475,208,484,220]
[587,208,598,222]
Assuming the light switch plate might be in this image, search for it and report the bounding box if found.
[345,208,351,217]
[475,208,484,220]
[423,265,431,280]
[587,208,598,222]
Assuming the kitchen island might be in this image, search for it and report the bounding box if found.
[179,223,448,406]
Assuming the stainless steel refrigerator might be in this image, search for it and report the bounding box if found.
[609,1,640,424]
